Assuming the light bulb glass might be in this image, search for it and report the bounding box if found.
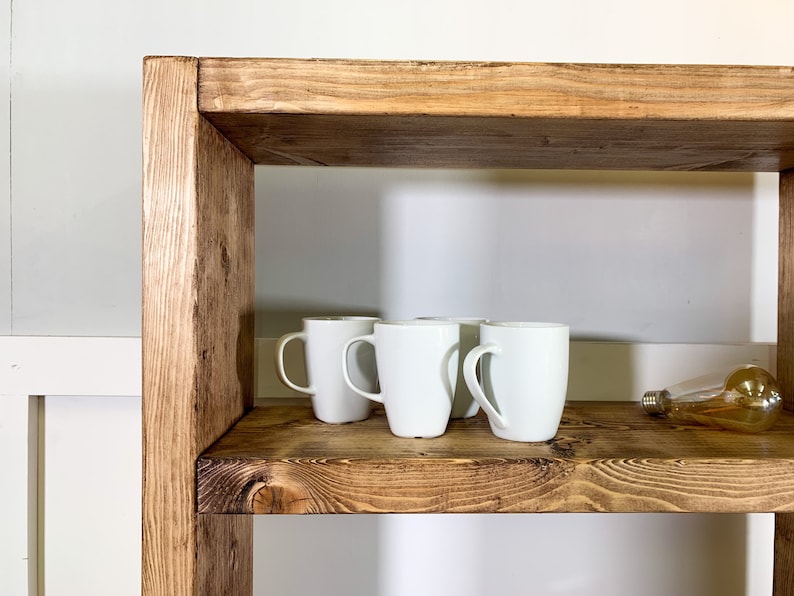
[641,365,783,433]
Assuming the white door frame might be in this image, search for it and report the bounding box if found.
[0,337,140,596]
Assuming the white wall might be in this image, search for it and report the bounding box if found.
[8,0,794,336]
[380,174,770,342]
[1,0,10,335]
[5,0,794,595]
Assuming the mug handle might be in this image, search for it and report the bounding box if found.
[274,331,314,394]
[341,334,383,404]
[463,343,507,429]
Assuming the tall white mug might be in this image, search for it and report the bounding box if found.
[463,322,569,442]
[417,317,486,418]
[342,320,460,438]
[275,316,379,424]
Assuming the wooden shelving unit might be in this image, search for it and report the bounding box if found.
[142,57,794,595]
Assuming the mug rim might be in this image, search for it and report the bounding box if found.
[483,321,568,329]
[377,319,459,327]
[302,315,380,323]
[416,316,488,323]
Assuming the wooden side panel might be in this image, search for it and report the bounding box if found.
[774,514,794,595]
[194,114,255,447]
[142,56,254,596]
[197,515,253,596]
[775,169,794,596]
[780,169,794,412]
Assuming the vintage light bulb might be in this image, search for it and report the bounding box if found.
[641,364,783,433]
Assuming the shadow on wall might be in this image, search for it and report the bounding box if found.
[255,167,756,343]
[252,167,757,596]
[379,169,756,343]
[254,166,387,339]
[253,513,748,596]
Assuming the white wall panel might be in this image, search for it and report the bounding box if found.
[41,395,141,596]
[752,172,780,343]
[0,0,10,334]
[0,395,38,596]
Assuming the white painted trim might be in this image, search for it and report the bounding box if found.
[0,394,38,596]
[0,337,140,397]
[746,513,775,596]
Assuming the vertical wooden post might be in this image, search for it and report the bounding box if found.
[142,57,254,596]
[774,514,794,596]
[779,168,794,413]
[774,168,794,595]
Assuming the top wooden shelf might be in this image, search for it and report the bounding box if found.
[195,58,794,171]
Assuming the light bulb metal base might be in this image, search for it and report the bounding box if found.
[641,391,667,416]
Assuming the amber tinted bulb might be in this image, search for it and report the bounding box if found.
[641,365,783,433]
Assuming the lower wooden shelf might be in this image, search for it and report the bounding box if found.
[197,402,794,515]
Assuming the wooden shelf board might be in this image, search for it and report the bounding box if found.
[197,59,794,171]
[197,402,794,515]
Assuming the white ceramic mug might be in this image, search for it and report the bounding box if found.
[275,316,379,424]
[342,320,460,438]
[417,317,487,418]
[463,322,569,442]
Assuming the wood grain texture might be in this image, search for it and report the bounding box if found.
[197,403,794,514]
[197,59,794,171]
[197,515,253,596]
[775,169,794,596]
[142,56,254,596]
[780,169,794,412]
[775,513,794,595]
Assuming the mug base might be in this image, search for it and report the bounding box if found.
[489,426,559,443]
[387,425,448,439]
[312,408,372,425]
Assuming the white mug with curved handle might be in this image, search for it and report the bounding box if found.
[417,317,487,419]
[275,316,379,424]
[342,320,459,438]
[463,322,569,442]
